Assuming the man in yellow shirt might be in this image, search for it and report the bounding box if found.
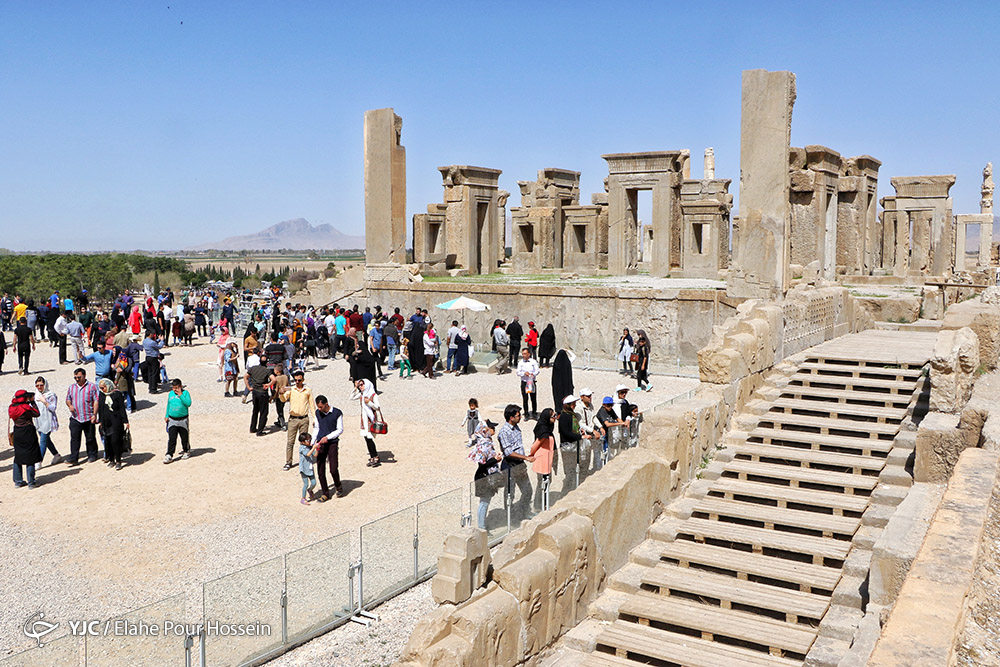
[280,370,314,472]
[13,297,27,323]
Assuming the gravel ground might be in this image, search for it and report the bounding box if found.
[0,337,697,664]
[955,484,1000,666]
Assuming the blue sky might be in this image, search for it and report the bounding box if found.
[1,1,997,251]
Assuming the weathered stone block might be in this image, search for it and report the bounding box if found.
[941,298,1000,371]
[929,327,979,413]
[431,528,491,605]
[493,548,557,656]
[914,412,964,483]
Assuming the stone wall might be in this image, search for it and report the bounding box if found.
[363,282,741,366]
[868,448,1000,666]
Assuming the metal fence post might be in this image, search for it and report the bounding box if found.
[506,467,512,535]
[413,510,420,582]
[199,627,207,667]
[184,633,193,667]
[280,587,288,645]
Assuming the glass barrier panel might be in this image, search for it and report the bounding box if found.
[360,506,416,607]
[471,470,509,543]
[0,634,81,667]
[85,594,187,667]
[285,531,352,643]
[416,487,464,578]
[507,461,538,531]
[202,556,284,667]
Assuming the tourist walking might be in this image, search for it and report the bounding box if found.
[281,370,314,471]
[351,378,382,467]
[13,317,35,375]
[421,324,438,379]
[461,398,480,440]
[163,378,192,463]
[469,419,501,529]
[142,331,164,393]
[635,329,652,391]
[311,394,345,501]
[551,349,574,410]
[65,368,100,464]
[67,313,87,363]
[33,377,62,465]
[223,343,240,397]
[530,408,557,511]
[246,351,274,436]
[8,389,41,488]
[445,320,460,373]
[497,404,534,516]
[398,339,412,378]
[506,317,523,366]
[271,364,288,431]
[454,325,472,375]
[298,432,317,504]
[538,324,556,367]
[525,321,539,360]
[494,321,510,374]
[98,378,129,470]
[618,328,635,376]
[55,309,69,365]
[516,348,539,419]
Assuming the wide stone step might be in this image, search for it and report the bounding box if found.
[707,478,870,516]
[659,539,842,594]
[639,562,831,623]
[591,620,803,667]
[617,592,817,655]
[798,361,924,382]
[748,426,895,456]
[732,442,886,475]
[692,497,860,539]
[769,397,907,423]
[779,384,915,408]
[675,518,852,564]
[723,460,879,495]
[788,372,919,394]
[757,411,899,437]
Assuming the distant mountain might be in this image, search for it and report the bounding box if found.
[188,218,365,251]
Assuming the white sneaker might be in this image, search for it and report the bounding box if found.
[163,454,172,464]
[179,452,190,460]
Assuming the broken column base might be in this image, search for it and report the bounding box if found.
[431,527,490,605]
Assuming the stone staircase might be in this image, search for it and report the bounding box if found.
[556,334,933,667]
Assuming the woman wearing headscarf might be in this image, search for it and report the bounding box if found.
[529,408,557,512]
[454,325,472,376]
[408,319,426,375]
[8,388,41,487]
[216,326,231,382]
[550,349,574,410]
[468,418,502,529]
[538,324,556,367]
[98,377,129,470]
[635,329,652,392]
[353,331,379,392]
[618,328,635,376]
[33,376,62,464]
[128,304,143,335]
[422,324,438,379]
[351,378,382,467]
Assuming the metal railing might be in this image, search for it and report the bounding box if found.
[3,421,641,667]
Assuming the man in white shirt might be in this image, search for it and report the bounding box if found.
[516,348,540,419]
[54,310,69,364]
[445,320,461,373]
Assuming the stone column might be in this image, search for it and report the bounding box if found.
[982,162,994,216]
[728,69,796,298]
[704,147,715,179]
[497,190,510,263]
[363,108,406,265]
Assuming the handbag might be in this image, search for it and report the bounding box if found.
[368,407,388,435]
[629,353,639,363]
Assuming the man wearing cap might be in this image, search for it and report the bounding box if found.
[577,389,605,469]
[614,384,637,423]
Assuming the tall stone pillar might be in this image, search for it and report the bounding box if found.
[704,147,715,179]
[728,70,796,298]
[982,163,994,216]
[364,108,406,267]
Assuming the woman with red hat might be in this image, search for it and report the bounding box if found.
[525,321,539,360]
[7,389,41,488]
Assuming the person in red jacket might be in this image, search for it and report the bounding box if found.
[525,321,539,360]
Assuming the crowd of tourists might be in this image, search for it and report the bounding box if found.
[4,288,651,509]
